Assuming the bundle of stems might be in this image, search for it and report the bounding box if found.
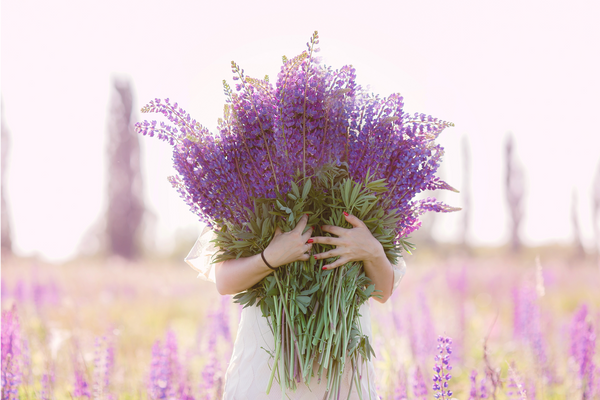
[213,163,412,398]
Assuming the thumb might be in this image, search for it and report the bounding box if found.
[274,225,283,236]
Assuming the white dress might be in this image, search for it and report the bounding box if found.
[186,226,406,400]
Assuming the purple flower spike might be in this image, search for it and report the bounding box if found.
[136,32,457,237]
[432,336,453,400]
[412,366,428,400]
[1,304,22,400]
[569,304,596,399]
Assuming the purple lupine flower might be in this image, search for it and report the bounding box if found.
[469,370,479,400]
[90,335,115,399]
[40,372,55,400]
[104,336,115,393]
[147,330,181,400]
[512,284,555,383]
[411,366,428,400]
[20,337,31,386]
[432,336,453,399]
[394,367,408,400]
[469,370,490,399]
[92,337,105,399]
[73,366,91,399]
[200,354,219,400]
[506,363,527,400]
[207,295,232,349]
[136,32,457,235]
[569,304,597,399]
[1,304,22,400]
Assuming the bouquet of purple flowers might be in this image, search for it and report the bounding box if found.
[136,31,458,398]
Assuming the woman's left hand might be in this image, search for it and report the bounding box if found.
[310,212,386,270]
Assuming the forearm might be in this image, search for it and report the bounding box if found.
[215,253,274,295]
[362,250,394,304]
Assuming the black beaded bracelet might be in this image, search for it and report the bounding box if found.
[261,250,277,270]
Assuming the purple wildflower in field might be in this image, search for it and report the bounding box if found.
[506,362,527,400]
[432,336,453,399]
[200,354,219,400]
[1,304,22,400]
[73,366,91,399]
[135,32,458,235]
[208,295,232,348]
[469,370,479,400]
[40,372,55,400]
[512,284,554,383]
[394,368,408,400]
[412,366,428,400]
[469,370,489,400]
[569,304,597,398]
[148,330,181,400]
[91,335,115,399]
[104,336,115,392]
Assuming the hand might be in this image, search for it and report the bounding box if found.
[262,214,314,269]
[311,212,385,270]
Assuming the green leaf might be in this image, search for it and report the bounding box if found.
[296,295,312,306]
[291,181,300,197]
[300,285,320,296]
[301,178,312,200]
[349,182,361,207]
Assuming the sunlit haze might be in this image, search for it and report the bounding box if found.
[2,0,599,262]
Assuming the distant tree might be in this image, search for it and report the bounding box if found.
[105,78,144,260]
[571,189,585,261]
[1,100,12,257]
[505,133,525,254]
[460,135,471,254]
[593,160,600,265]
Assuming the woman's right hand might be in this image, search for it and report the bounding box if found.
[262,214,314,269]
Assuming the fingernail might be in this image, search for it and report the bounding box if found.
[305,213,309,218]
[307,238,314,243]
[343,211,349,217]
[314,255,318,260]
[322,266,327,270]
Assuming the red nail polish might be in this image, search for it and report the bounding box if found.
[314,255,318,260]
[322,266,327,270]
[343,211,349,217]
[307,238,314,243]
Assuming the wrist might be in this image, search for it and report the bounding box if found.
[260,249,278,271]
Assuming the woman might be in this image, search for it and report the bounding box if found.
[186,212,406,399]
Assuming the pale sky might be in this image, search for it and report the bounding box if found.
[2,0,600,262]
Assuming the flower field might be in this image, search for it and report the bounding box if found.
[1,252,598,399]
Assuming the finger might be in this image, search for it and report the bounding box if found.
[343,212,367,228]
[292,213,309,234]
[313,248,340,260]
[298,253,311,262]
[322,258,346,270]
[309,236,342,246]
[321,224,347,237]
